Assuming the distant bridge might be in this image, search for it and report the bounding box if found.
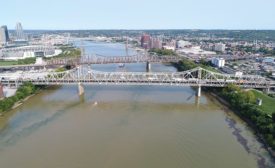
[0,54,180,71]
[1,66,273,96]
[46,54,180,65]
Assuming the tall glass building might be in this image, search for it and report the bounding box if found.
[15,22,25,40]
[1,25,10,42]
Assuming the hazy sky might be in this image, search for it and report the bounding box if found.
[1,0,275,30]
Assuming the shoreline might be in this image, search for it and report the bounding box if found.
[0,92,38,117]
[207,89,275,158]
[170,60,275,158]
[0,86,53,117]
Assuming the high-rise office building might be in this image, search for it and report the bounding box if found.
[141,34,150,49]
[0,28,7,43]
[1,25,10,42]
[149,37,162,49]
[15,22,25,40]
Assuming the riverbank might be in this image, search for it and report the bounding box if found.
[170,59,275,157]
[207,89,275,158]
[11,93,36,111]
[0,82,47,116]
[251,89,275,115]
[0,85,61,117]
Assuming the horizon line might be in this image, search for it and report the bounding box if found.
[6,28,275,31]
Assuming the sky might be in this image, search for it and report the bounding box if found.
[1,0,275,30]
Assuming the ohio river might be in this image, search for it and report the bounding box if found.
[0,41,274,168]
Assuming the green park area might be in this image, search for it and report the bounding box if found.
[252,90,275,115]
[0,57,36,66]
[0,61,18,66]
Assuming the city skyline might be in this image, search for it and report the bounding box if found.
[1,0,275,30]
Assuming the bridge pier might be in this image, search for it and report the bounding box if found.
[146,61,151,72]
[195,96,200,107]
[78,83,84,96]
[196,86,201,97]
[264,87,270,94]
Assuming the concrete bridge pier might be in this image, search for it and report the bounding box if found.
[78,83,84,96]
[264,87,270,94]
[146,61,151,72]
[196,86,201,97]
[195,96,200,107]
[88,64,91,71]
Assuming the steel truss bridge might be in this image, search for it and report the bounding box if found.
[46,54,181,66]
[0,54,180,70]
[1,66,274,96]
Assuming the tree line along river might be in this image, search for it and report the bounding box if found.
[0,40,274,168]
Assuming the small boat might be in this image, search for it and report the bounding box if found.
[118,63,125,68]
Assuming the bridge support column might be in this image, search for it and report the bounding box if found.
[264,87,270,94]
[88,64,91,71]
[196,86,201,97]
[195,96,200,107]
[146,61,151,72]
[78,83,84,96]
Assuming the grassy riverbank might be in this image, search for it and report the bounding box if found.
[252,90,275,115]
[0,82,46,114]
[209,85,275,152]
[171,57,275,151]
